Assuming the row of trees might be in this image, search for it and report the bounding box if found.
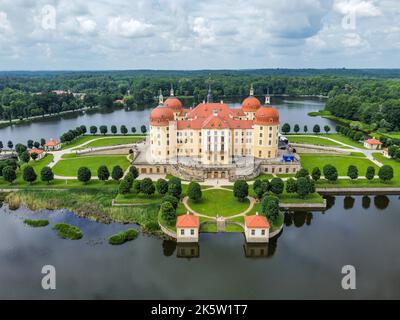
[335,125,365,143]
[281,123,331,135]
[1,163,54,184]
[88,124,147,135]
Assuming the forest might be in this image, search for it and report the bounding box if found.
[1,69,400,131]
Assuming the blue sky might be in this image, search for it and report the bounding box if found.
[0,0,399,70]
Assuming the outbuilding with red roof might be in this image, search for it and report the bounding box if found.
[44,139,61,151]
[364,138,382,150]
[176,213,200,243]
[244,214,270,243]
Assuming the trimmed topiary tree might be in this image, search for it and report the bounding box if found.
[156,178,169,196]
[40,166,54,184]
[295,168,309,178]
[118,179,131,195]
[294,124,300,133]
[282,123,291,134]
[365,166,375,181]
[286,178,297,194]
[140,177,155,196]
[323,164,338,182]
[168,176,182,198]
[97,165,110,182]
[20,151,30,163]
[132,180,141,194]
[23,165,37,184]
[378,165,394,183]
[2,166,16,184]
[233,180,249,202]
[111,165,124,181]
[311,167,321,181]
[77,167,91,184]
[313,124,321,134]
[270,177,284,195]
[347,165,358,181]
[188,181,202,202]
[296,177,311,199]
[129,165,139,179]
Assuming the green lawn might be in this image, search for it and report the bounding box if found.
[320,133,366,149]
[52,155,130,177]
[287,135,343,147]
[115,193,162,205]
[61,134,144,150]
[76,136,144,149]
[187,189,250,217]
[300,153,378,176]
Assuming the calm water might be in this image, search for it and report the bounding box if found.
[1,195,400,299]
[0,97,333,145]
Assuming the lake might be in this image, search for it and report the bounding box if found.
[0,96,333,145]
[1,194,400,299]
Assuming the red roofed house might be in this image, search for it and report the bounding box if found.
[244,214,270,243]
[176,213,200,243]
[364,138,382,150]
[28,148,45,160]
[44,139,61,151]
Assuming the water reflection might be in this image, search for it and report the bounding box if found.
[325,195,335,210]
[374,195,390,210]
[243,238,277,258]
[362,196,371,209]
[344,196,355,210]
[284,211,313,227]
[162,240,176,257]
[176,243,200,258]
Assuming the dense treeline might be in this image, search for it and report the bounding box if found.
[1,69,400,129]
[325,79,400,132]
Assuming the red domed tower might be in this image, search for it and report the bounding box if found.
[242,84,261,118]
[254,106,279,126]
[164,85,183,112]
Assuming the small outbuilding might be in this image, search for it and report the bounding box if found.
[383,148,390,158]
[29,148,45,160]
[176,214,200,243]
[44,139,61,151]
[364,138,382,150]
[244,214,270,243]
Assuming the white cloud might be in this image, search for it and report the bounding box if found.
[107,17,153,38]
[0,11,12,33]
[333,0,382,17]
[77,17,97,35]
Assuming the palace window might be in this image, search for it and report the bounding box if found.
[259,140,262,145]
[268,140,272,145]
[191,229,194,235]
[261,230,265,236]
[181,229,184,235]
[259,150,262,157]
[251,230,255,236]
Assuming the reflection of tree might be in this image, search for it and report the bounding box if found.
[162,240,176,257]
[362,196,371,209]
[324,196,335,211]
[267,238,277,257]
[374,195,390,210]
[344,196,355,210]
[284,211,313,227]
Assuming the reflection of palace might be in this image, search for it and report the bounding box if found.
[134,83,300,180]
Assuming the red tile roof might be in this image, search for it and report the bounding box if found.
[365,138,382,145]
[245,215,270,228]
[29,148,44,154]
[176,214,200,228]
[44,140,60,147]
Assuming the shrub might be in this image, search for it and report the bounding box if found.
[2,166,16,184]
[108,228,138,245]
[24,219,49,227]
[129,166,139,179]
[140,177,155,195]
[97,165,110,181]
[313,124,321,134]
[347,165,358,180]
[118,179,131,195]
[111,165,124,181]
[162,195,179,210]
[159,201,176,226]
[23,165,37,184]
[53,223,83,240]
[168,176,182,198]
[297,177,311,198]
[295,168,309,178]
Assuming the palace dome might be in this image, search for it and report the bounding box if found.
[164,97,183,111]
[254,106,279,126]
[242,96,261,112]
[150,106,175,126]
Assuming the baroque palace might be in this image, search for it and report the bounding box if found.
[133,83,300,181]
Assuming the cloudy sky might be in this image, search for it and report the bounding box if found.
[0,0,399,70]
